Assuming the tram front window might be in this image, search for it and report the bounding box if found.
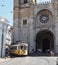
[24,46,27,50]
[18,46,20,49]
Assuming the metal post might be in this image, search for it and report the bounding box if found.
[1,24,4,57]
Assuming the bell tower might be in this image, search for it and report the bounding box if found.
[51,0,58,53]
[14,0,19,20]
[14,0,37,20]
[55,0,58,16]
[13,0,37,43]
[13,0,37,44]
[51,0,58,16]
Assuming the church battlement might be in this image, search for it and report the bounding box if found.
[34,1,51,8]
[38,1,51,5]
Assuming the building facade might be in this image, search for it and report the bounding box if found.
[12,0,58,53]
[6,26,12,52]
[0,17,8,57]
[6,26,12,46]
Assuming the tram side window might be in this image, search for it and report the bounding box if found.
[21,46,23,50]
[10,47,13,50]
[24,46,26,50]
[10,46,17,50]
[14,46,17,50]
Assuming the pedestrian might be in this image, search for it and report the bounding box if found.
[50,49,54,56]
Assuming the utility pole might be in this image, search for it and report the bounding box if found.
[1,24,4,57]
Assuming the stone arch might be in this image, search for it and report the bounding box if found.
[36,29,54,53]
[36,9,53,16]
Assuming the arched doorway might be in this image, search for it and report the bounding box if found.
[36,30,54,53]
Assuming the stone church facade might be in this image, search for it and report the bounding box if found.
[12,0,58,53]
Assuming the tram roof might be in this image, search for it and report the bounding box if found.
[11,42,28,46]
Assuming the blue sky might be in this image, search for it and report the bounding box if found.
[0,0,51,26]
[37,0,51,2]
[0,0,13,26]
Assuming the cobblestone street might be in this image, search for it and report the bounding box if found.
[0,56,57,65]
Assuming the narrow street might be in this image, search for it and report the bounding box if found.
[0,56,57,65]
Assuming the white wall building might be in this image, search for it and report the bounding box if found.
[0,16,9,58]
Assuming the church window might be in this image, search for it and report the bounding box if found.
[23,19,27,25]
[24,0,27,3]
[40,14,49,23]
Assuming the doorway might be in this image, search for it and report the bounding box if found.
[36,30,54,53]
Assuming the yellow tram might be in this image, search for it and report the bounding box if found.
[10,43,28,55]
